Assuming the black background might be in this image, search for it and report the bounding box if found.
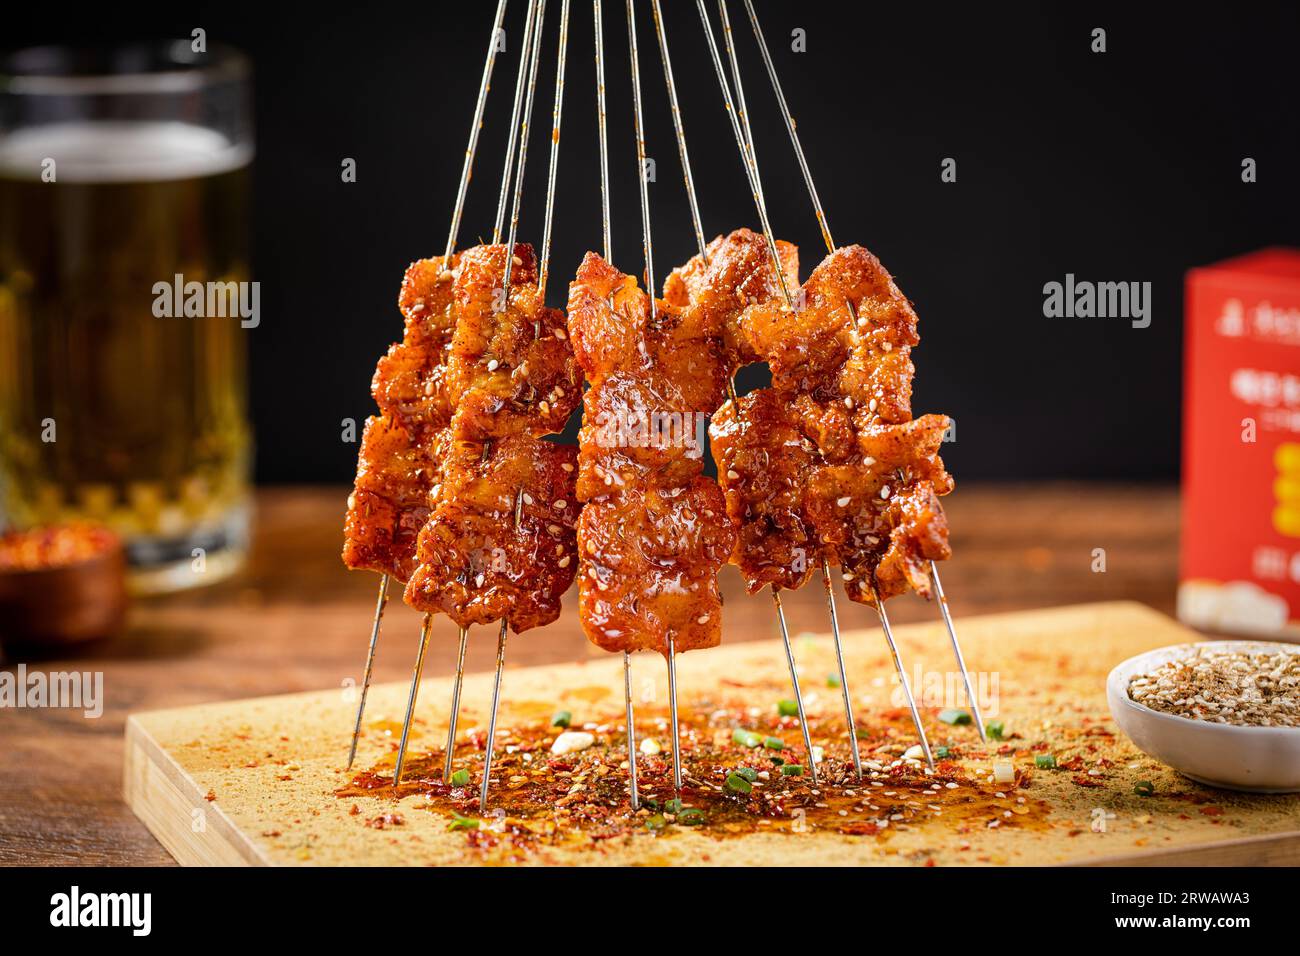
[7,1,1298,483]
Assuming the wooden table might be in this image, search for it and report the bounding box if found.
[0,483,1180,866]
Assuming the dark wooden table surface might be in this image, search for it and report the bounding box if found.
[0,483,1180,865]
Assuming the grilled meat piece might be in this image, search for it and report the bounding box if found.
[709,389,820,593]
[342,254,459,581]
[567,251,738,655]
[445,243,581,441]
[736,244,955,606]
[404,434,580,633]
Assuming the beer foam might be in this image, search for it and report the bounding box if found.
[0,121,252,182]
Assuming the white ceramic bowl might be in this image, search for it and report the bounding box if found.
[1107,641,1300,793]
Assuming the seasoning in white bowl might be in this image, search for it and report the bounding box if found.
[1127,647,1299,727]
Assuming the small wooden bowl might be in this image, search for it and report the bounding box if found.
[0,524,128,652]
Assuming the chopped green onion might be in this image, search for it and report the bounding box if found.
[780,763,804,776]
[725,772,753,794]
[826,674,841,689]
[854,728,873,740]
[770,755,785,766]
[678,808,705,826]
[935,746,955,760]
[986,720,1007,741]
[777,699,799,717]
[763,736,785,750]
[449,769,470,787]
[1133,780,1155,797]
[447,812,479,831]
[734,766,759,782]
[938,708,971,725]
[644,814,668,830]
[731,728,762,748]
[551,710,572,728]
[1034,755,1057,769]
[664,798,683,814]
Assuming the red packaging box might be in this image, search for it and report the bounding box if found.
[1181,248,1300,639]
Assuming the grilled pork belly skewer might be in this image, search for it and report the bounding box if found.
[566,0,757,801]
[643,0,830,790]
[397,1,580,813]
[732,247,956,770]
[680,0,848,781]
[404,244,581,629]
[739,0,986,740]
[691,0,967,775]
[340,0,508,771]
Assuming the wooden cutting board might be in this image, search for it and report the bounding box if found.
[124,601,1300,866]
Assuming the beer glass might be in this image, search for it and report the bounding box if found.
[0,43,254,593]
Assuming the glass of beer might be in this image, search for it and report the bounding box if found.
[0,43,254,593]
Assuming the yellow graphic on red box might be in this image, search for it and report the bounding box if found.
[1275,443,1300,537]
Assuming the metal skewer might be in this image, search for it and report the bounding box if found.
[771,591,818,782]
[479,619,510,812]
[823,558,862,777]
[445,0,511,262]
[694,0,789,305]
[442,626,469,784]
[538,0,571,299]
[593,0,640,811]
[493,0,541,243]
[347,0,508,772]
[666,633,682,795]
[873,585,935,768]
[649,0,708,263]
[347,574,390,770]
[742,0,985,741]
[393,613,433,785]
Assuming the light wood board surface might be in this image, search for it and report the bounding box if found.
[124,601,1300,866]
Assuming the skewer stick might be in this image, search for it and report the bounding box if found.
[479,619,510,813]
[650,0,708,263]
[930,560,987,739]
[693,0,789,305]
[873,585,935,769]
[538,0,571,299]
[594,0,613,264]
[594,0,640,811]
[823,558,863,779]
[742,0,985,741]
[666,633,682,795]
[502,0,549,295]
[493,0,541,243]
[442,626,469,784]
[716,0,760,181]
[626,0,656,318]
[623,652,640,808]
[444,0,511,261]
[348,2,508,770]
[771,590,818,784]
[393,613,433,785]
[346,574,390,770]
